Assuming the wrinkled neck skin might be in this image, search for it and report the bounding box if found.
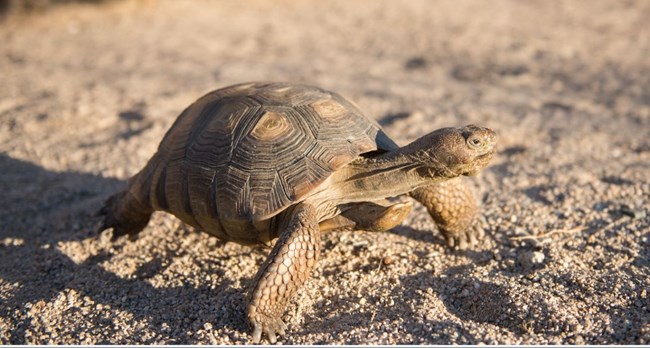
[303,146,457,220]
[340,150,450,199]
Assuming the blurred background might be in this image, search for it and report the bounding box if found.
[2,0,648,174]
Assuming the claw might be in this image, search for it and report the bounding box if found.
[468,229,478,246]
[277,321,287,336]
[445,234,456,248]
[457,236,468,250]
[252,325,262,344]
[477,224,486,239]
[441,215,489,250]
[250,323,283,344]
[268,329,277,344]
[249,312,288,344]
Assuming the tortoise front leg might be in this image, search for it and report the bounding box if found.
[409,177,483,249]
[247,203,320,344]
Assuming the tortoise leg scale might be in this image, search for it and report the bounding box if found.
[247,203,321,344]
[410,177,484,250]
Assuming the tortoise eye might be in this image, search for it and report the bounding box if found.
[468,137,483,148]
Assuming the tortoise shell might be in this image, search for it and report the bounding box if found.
[147,82,397,225]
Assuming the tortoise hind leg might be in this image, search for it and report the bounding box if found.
[409,177,484,250]
[247,203,320,344]
[97,189,153,240]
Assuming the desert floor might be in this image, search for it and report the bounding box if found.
[1,0,649,344]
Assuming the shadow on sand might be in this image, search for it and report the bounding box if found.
[1,154,647,344]
[0,154,250,344]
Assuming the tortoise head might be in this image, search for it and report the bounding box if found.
[408,124,497,178]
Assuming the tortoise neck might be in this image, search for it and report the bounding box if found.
[302,146,455,221]
[333,148,439,202]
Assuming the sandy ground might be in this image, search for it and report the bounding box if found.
[1,0,649,344]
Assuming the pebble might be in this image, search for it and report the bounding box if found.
[383,256,393,265]
[426,251,440,258]
[620,205,646,219]
[404,57,428,70]
[353,240,369,247]
[0,237,25,246]
[518,250,545,269]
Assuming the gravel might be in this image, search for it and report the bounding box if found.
[1,0,649,344]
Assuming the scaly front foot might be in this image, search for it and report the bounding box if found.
[410,178,485,250]
[248,305,287,344]
[440,215,487,250]
[247,203,320,343]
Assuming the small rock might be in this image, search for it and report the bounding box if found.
[530,251,545,263]
[517,250,545,269]
[382,256,393,265]
[404,57,428,70]
[352,240,368,247]
[426,251,439,258]
[620,205,646,219]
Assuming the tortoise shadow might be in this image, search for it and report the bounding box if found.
[390,223,501,265]
[301,224,650,344]
[0,154,251,344]
[4,154,647,344]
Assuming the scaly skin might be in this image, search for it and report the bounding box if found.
[409,177,482,249]
[247,203,321,344]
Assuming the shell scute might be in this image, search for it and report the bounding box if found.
[154,82,392,221]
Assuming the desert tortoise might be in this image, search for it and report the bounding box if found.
[98,82,497,343]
